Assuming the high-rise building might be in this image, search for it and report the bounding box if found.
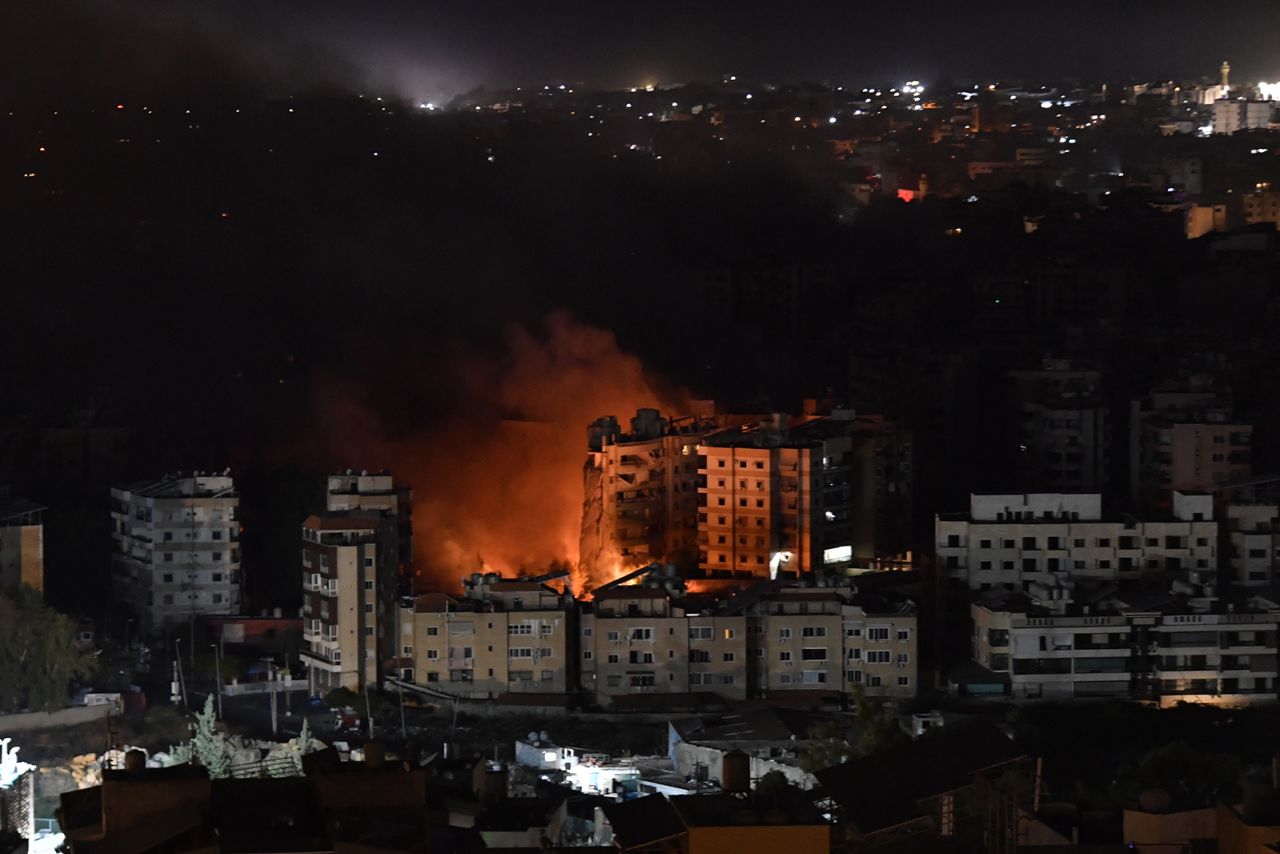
[299,513,399,692]
[325,470,413,581]
[579,409,726,575]
[0,491,44,593]
[110,473,240,632]
[1130,383,1252,510]
[697,412,911,578]
[1008,359,1109,493]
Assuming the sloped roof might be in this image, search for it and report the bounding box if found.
[601,795,686,850]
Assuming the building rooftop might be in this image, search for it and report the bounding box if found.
[600,794,686,849]
[0,498,45,524]
[671,705,825,743]
[116,473,237,499]
[815,719,1025,834]
[669,789,826,827]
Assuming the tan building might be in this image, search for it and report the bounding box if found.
[0,497,44,593]
[326,470,413,579]
[1243,183,1280,229]
[580,409,723,575]
[110,473,241,632]
[399,576,572,698]
[300,514,398,692]
[580,588,748,706]
[698,412,910,579]
[739,586,917,698]
[1139,412,1252,511]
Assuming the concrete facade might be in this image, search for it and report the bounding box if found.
[936,492,1217,591]
[110,473,240,632]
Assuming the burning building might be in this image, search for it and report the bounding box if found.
[579,407,729,580]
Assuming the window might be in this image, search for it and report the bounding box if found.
[364,580,374,590]
[801,626,827,638]
[801,648,828,661]
[779,651,792,662]
[867,675,883,687]
[723,628,736,640]
[689,626,712,640]
[583,627,593,637]
[723,652,735,662]
[402,644,413,655]
[867,627,890,642]
[212,529,223,540]
[510,648,533,658]
[163,531,173,542]
[801,671,827,684]
[848,670,862,684]
[212,594,223,604]
[212,573,223,582]
[630,651,655,664]
[896,653,910,664]
[846,627,862,637]
[427,650,439,660]
[426,626,439,637]
[630,628,653,641]
[867,650,891,663]
[897,676,911,686]
[162,573,174,583]
[607,631,620,641]
[896,628,911,641]
[212,552,223,562]
[539,647,552,657]
[607,653,620,663]
[164,553,174,563]
[720,675,735,685]
[583,651,593,660]
[779,628,792,640]
[364,603,373,613]
[510,623,533,635]
[364,627,374,636]
[690,650,710,663]
[542,670,554,681]
[847,648,862,660]
[780,673,793,684]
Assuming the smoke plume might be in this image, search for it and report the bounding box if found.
[347,312,686,594]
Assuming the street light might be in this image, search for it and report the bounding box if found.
[210,643,223,719]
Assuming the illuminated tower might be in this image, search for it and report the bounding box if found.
[1221,61,1231,93]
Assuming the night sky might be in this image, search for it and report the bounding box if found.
[7,0,1280,105]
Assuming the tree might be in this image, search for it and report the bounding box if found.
[191,695,230,779]
[0,585,96,712]
[799,718,857,773]
[851,685,908,756]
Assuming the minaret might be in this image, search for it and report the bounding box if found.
[1221,61,1231,92]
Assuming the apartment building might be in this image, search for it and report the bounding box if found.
[580,589,748,706]
[580,409,727,575]
[936,492,1217,592]
[1138,412,1252,511]
[969,579,1279,706]
[399,575,572,697]
[0,494,44,593]
[697,412,911,578]
[110,473,240,632]
[326,470,413,579]
[1008,359,1109,493]
[1227,503,1280,587]
[736,585,917,699]
[299,513,398,692]
[1243,183,1280,229]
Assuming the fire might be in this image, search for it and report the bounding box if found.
[364,312,686,593]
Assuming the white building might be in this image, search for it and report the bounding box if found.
[110,473,240,632]
[969,579,1279,706]
[1213,99,1274,134]
[936,492,1216,592]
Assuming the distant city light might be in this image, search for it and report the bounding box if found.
[418,102,436,110]
[1259,82,1280,101]
[828,116,837,124]
[1040,100,1054,109]
[745,93,752,100]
